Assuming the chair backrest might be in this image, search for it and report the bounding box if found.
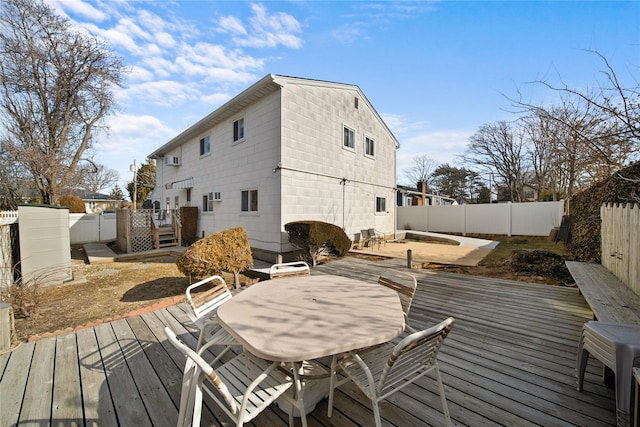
[185,275,232,323]
[360,229,371,239]
[164,327,238,413]
[378,269,417,318]
[378,317,455,395]
[269,261,310,279]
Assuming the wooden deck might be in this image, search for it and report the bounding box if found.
[1,256,617,426]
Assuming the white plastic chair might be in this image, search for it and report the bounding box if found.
[269,261,310,279]
[327,317,455,427]
[378,269,418,333]
[184,275,240,361]
[164,327,308,427]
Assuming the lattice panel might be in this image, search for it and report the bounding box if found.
[130,210,154,252]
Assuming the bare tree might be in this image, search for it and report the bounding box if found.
[0,0,124,205]
[77,162,120,193]
[511,51,638,188]
[403,154,439,189]
[461,121,527,202]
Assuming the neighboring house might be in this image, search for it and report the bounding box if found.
[72,190,124,213]
[496,184,539,202]
[148,74,399,261]
[396,184,456,207]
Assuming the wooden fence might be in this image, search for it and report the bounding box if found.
[601,203,639,295]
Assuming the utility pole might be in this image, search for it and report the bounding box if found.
[130,160,137,209]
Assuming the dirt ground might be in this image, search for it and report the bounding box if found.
[10,247,258,343]
[9,238,569,344]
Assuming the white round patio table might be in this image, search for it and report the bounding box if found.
[216,274,405,363]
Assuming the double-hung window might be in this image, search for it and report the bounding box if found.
[343,125,355,150]
[203,192,214,212]
[375,196,386,213]
[241,189,258,212]
[200,135,211,156]
[233,118,245,142]
[365,136,375,157]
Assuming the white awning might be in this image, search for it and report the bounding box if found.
[166,177,194,189]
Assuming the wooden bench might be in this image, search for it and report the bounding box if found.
[566,261,640,324]
[566,261,640,401]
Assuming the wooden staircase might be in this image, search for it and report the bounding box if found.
[151,211,182,249]
[155,225,180,248]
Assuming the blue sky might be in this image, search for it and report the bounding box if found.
[49,0,639,191]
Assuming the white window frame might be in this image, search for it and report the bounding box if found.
[364,135,375,158]
[342,125,355,151]
[241,189,258,213]
[203,192,214,213]
[375,196,387,214]
[199,135,211,156]
[233,117,245,143]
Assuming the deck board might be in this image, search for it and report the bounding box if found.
[0,255,618,426]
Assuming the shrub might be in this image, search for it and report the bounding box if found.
[176,227,253,288]
[285,221,351,266]
[509,249,573,284]
[567,161,640,262]
[59,195,86,213]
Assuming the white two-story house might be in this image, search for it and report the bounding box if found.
[148,74,399,261]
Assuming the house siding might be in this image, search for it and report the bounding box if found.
[150,75,397,260]
[280,82,396,241]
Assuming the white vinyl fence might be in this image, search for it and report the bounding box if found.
[69,212,116,244]
[397,200,565,236]
[0,210,116,244]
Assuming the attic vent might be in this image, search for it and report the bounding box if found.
[354,97,359,109]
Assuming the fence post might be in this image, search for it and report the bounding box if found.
[0,302,13,351]
[407,249,412,269]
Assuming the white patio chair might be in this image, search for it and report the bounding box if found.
[360,229,373,248]
[368,228,385,248]
[269,261,311,279]
[164,327,307,427]
[378,269,418,333]
[327,317,455,427]
[184,275,240,361]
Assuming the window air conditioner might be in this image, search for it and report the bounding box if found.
[165,156,181,166]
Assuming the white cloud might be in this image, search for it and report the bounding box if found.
[123,80,201,107]
[128,65,155,82]
[201,92,232,106]
[94,113,177,187]
[398,130,473,170]
[48,0,109,22]
[219,15,247,36]
[219,3,303,49]
[384,113,473,178]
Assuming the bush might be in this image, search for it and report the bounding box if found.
[59,195,86,213]
[285,221,351,266]
[567,161,640,262]
[509,249,573,284]
[176,227,253,288]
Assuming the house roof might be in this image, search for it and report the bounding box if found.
[70,190,117,201]
[148,74,399,159]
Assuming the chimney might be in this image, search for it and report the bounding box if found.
[418,180,427,206]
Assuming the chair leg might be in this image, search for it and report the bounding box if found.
[576,335,589,391]
[327,355,338,417]
[434,364,452,427]
[371,399,382,427]
[177,359,198,427]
